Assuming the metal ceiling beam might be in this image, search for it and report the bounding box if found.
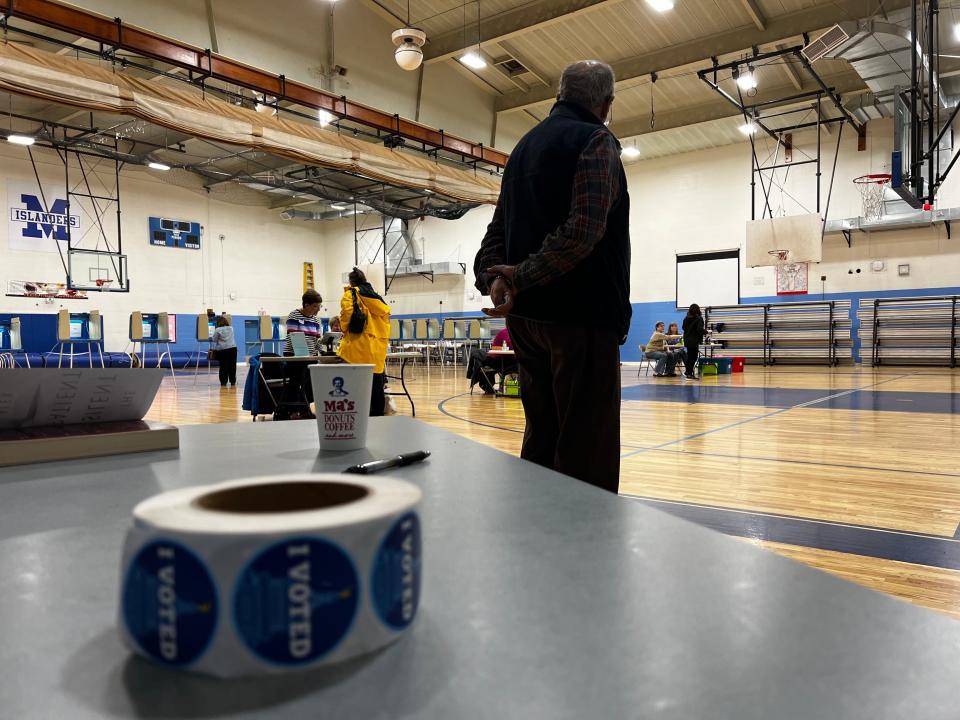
[358,0,406,27]
[204,0,219,54]
[423,0,619,63]
[777,43,804,90]
[495,0,911,113]
[498,40,551,88]
[739,0,767,31]
[611,72,867,140]
[0,0,508,168]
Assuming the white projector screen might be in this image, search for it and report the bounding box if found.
[676,250,740,310]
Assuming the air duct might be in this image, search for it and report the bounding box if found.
[805,19,950,117]
[386,218,422,271]
[279,207,369,221]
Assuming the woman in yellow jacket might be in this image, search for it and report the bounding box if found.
[335,268,391,416]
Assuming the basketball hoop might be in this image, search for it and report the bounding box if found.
[853,174,892,221]
[769,249,809,295]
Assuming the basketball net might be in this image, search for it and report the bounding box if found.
[853,174,891,221]
[769,249,808,295]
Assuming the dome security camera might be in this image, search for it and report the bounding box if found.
[392,28,427,71]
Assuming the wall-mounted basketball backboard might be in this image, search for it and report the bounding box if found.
[67,249,129,292]
[892,88,955,209]
[745,213,823,267]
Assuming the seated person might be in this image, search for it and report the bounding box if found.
[285,289,324,356]
[645,321,681,377]
[466,328,517,394]
[277,289,324,415]
[666,321,686,360]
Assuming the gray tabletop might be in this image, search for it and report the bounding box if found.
[2,418,960,719]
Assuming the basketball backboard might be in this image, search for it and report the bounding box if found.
[892,89,954,209]
[67,250,129,292]
[745,213,823,267]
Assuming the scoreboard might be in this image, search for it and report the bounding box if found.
[149,217,201,250]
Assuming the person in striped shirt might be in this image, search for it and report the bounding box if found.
[284,288,324,355]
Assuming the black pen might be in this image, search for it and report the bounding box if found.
[344,450,431,474]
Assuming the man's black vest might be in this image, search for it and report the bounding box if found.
[501,100,631,341]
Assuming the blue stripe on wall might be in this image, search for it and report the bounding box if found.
[0,313,59,353]
[7,285,960,361]
[621,285,960,362]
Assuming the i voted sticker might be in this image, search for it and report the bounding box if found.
[371,512,421,630]
[233,537,359,665]
[122,539,218,666]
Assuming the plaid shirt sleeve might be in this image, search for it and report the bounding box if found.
[513,128,622,291]
[473,197,506,294]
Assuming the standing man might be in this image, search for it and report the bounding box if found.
[473,60,631,493]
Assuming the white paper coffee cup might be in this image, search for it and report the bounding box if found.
[309,363,374,451]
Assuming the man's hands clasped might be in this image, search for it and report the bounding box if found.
[482,265,518,318]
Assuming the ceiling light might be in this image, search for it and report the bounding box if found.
[459,51,487,69]
[148,161,171,171]
[645,0,674,11]
[392,28,426,71]
[5,134,35,146]
[621,145,641,159]
[739,121,757,135]
[736,68,757,91]
[319,110,334,127]
[955,23,960,42]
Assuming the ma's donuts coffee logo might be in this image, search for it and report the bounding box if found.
[323,376,357,438]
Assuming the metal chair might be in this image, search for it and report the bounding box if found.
[638,344,656,377]
[441,318,467,365]
[413,319,429,366]
[389,319,402,352]
[478,318,492,349]
[467,318,482,355]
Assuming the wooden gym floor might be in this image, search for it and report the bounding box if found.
[146,361,960,620]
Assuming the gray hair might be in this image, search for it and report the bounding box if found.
[558,60,615,109]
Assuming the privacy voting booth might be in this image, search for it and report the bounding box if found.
[52,309,104,368]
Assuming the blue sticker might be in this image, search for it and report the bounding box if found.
[122,539,218,666]
[233,537,359,665]
[371,512,421,630]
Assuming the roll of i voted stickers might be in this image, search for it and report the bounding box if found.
[118,474,422,676]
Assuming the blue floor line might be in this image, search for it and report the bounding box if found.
[628,495,960,572]
[622,382,960,414]
[436,392,524,434]
[440,376,960,553]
